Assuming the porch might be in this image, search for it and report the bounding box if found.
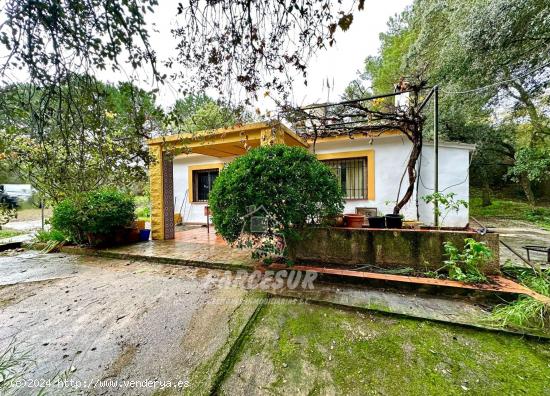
[147,122,308,240]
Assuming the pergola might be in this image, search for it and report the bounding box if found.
[146,122,308,240]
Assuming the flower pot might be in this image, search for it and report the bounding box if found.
[344,214,365,228]
[385,214,403,229]
[334,215,345,227]
[133,220,146,229]
[368,216,386,228]
[86,232,107,247]
[127,227,141,243]
[327,214,345,227]
[139,229,150,241]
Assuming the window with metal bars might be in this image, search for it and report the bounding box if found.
[192,169,219,202]
[322,158,367,199]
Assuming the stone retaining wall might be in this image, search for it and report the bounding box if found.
[288,227,500,275]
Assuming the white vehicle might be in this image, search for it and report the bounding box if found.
[0,184,36,200]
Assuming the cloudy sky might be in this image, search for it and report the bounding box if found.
[97,0,413,111]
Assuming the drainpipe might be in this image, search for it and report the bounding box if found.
[433,85,439,227]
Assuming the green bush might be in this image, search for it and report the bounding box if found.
[209,145,344,258]
[136,205,151,219]
[135,195,151,219]
[441,238,492,283]
[35,229,66,243]
[51,189,135,244]
[50,198,84,242]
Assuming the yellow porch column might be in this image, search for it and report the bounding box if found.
[149,144,164,240]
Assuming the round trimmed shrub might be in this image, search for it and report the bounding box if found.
[51,189,136,244]
[209,145,344,250]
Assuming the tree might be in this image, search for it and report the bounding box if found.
[351,0,550,204]
[407,0,550,203]
[283,82,427,215]
[0,0,160,85]
[0,75,163,202]
[166,94,253,133]
[170,0,365,101]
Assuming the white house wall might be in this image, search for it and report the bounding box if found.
[417,144,471,227]
[172,136,472,227]
[173,154,234,224]
[312,136,419,221]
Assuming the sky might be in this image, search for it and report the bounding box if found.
[94,0,413,111]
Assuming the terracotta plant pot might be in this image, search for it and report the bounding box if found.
[127,227,141,243]
[334,215,345,227]
[344,214,365,228]
[133,220,146,229]
[326,215,345,227]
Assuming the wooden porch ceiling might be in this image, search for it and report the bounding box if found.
[147,122,309,159]
[191,140,261,157]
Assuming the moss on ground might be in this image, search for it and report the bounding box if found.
[221,298,550,395]
[0,229,23,239]
[469,195,550,230]
[184,290,268,396]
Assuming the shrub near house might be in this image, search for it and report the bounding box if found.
[51,189,135,246]
[209,145,344,260]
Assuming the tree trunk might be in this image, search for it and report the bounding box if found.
[481,178,492,207]
[519,173,536,206]
[394,136,422,215]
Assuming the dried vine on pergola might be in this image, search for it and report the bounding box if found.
[280,83,428,215]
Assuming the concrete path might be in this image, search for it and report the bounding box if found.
[0,251,261,395]
[480,218,550,267]
[0,233,33,248]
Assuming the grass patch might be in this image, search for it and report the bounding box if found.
[0,229,23,239]
[223,299,550,395]
[490,297,549,332]
[35,229,65,243]
[488,266,550,332]
[469,193,550,230]
[0,339,34,394]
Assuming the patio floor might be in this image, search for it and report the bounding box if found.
[70,226,256,270]
[175,225,227,246]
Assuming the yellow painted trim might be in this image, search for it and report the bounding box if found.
[279,123,309,147]
[147,122,266,145]
[147,121,309,149]
[316,150,375,200]
[187,163,225,203]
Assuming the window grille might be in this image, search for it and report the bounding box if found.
[193,169,219,202]
[323,158,367,199]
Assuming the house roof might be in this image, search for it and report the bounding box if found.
[307,132,476,151]
[147,121,307,146]
[147,121,308,158]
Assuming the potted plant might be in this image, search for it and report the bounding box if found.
[344,213,365,228]
[51,189,136,246]
[367,215,386,228]
[384,213,403,229]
